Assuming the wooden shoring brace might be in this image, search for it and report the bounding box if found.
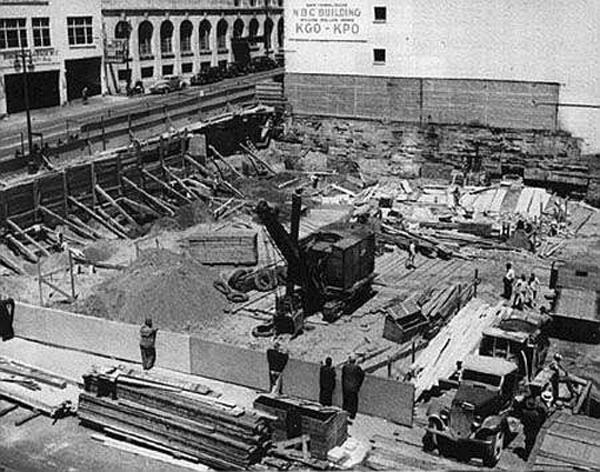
[208,145,245,180]
[141,169,192,204]
[162,166,204,201]
[68,197,129,240]
[6,219,49,257]
[68,214,103,239]
[39,206,97,241]
[239,142,276,174]
[184,153,214,177]
[117,197,162,219]
[95,185,141,231]
[121,177,176,217]
[219,179,245,199]
[4,234,37,263]
[0,252,24,275]
[94,207,131,237]
[36,264,76,303]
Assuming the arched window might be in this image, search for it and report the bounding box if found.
[115,20,130,39]
[160,20,174,55]
[217,19,228,51]
[249,18,259,39]
[180,20,193,54]
[277,18,283,49]
[199,19,211,50]
[233,18,244,39]
[264,18,273,51]
[138,21,153,57]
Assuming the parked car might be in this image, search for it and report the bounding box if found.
[149,76,185,94]
[190,67,223,86]
[248,56,278,73]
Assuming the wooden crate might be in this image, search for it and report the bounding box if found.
[253,395,348,460]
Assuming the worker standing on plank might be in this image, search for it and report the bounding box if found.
[267,341,289,396]
[342,355,365,420]
[0,296,15,341]
[139,318,158,370]
[503,262,515,300]
[319,356,336,406]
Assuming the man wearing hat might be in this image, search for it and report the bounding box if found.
[267,340,289,395]
[342,355,365,420]
[140,318,159,370]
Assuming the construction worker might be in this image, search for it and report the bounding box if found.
[139,318,158,370]
[449,360,463,382]
[342,355,365,420]
[319,356,336,407]
[503,262,515,300]
[406,241,417,270]
[512,274,528,310]
[0,296,15,341]
[520,394,547,457]
[452,186,461,208]
[267,341,289,395]
[528,272,540,306]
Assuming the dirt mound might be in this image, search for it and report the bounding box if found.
[83,241,117,263]
[74,249,229,333]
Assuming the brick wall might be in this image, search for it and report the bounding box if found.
[286,73,560,131]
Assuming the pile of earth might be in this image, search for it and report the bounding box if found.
[74,249,229,333]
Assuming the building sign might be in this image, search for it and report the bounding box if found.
[105,39,128,63]
[288,1,365,42]
[2,48,58,69]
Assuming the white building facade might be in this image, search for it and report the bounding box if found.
[285,0,600,153]
[0,0,104,115]
[101,0,284,91]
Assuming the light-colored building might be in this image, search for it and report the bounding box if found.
[285,0,600,153]
[0,0,104,115]
[101,0,284,91]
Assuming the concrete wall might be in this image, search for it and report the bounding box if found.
[285,0,600,151]
[14,302,414,425]
[286,73,559,130]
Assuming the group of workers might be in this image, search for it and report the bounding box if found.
[139,323,366,419]
[267,342,365,419]
[502,262,540,310]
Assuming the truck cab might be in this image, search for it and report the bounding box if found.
[479,310,549,381]
[425,355,520,467]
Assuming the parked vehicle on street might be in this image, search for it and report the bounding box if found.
[424,355,521,467]
[248,56,278,73]
[190,67,223,86]
[149,76,185,94]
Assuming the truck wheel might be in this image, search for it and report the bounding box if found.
[228,268,253,291]
[483,430,503,467]
[254,269,277,292]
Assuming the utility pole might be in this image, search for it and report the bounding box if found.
[19,44,34,157]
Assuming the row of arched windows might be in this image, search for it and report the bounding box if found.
[115,17,283,58]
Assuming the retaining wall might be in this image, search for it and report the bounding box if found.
[14,301,414,426]
[286,73,559,131]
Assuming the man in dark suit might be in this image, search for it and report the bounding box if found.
[319,356,336,406]
[342,355,365,419]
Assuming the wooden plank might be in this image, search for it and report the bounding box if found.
[142,169,192,204]
[122,177,176,217]
[118,197,162,219]
[14,409,41,426]
[162,166,204,201]
[239,143,276,174]
[6,219,49,257]
[68,197,129,239]
[5,234,37,263]
[39,205,97,240]
[95,185,140,231]
[208,145,244,179]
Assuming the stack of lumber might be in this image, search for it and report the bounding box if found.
[409,300,504,399]
[383,281,477,345]
[78,369,272,470]
[254,394,348,460]
[379,224,455,260]
[0,356,78,416]
[183,230,258,265]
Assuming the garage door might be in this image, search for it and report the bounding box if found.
[65,57,102,101]
[4,70,60,114]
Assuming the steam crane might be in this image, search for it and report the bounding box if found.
[256,190,376,336]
